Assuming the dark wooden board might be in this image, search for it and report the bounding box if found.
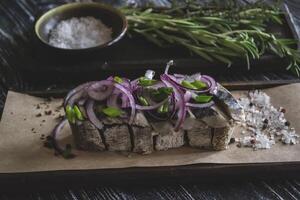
[1,162,300,192]
[2,1,300,199]
[0,0,299,91]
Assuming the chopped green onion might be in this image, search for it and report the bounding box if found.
[157,103,169,113]
[158,87,173,95]
[163,103,169,113]
[138,96,149,106]
[114,76,123,84]
[151,87,173,102]
[181,80,198,89]
[191,80,207,89]
[66,105,76,124]
[194,95,213,103]
[62,144,74,159]
[138,77,157,86]
[102,107,123,118]
[158,105,164,113]
[73,105,84,121]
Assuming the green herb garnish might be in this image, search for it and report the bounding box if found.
[138,96,149,106]
[157,103,169,113]
[181,80,198,90]
[138,77,157,86]
[194,95,213,103]
[66,105,76,124]
[191,80,207,89]
[62,144,75,159]
[151,87,173,101]
[73,105,84,121]
[114,76,123,84]
[102,107,123,118]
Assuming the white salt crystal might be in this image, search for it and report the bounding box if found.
[49,16,112,49]
[237,90,299,150]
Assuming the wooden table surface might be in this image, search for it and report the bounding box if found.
[1,0,300,199]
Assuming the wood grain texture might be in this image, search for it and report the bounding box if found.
[1,0,300,199]
[2,180,300,199]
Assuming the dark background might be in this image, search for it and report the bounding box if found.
[1,0,300,199]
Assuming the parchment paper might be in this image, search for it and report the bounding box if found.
[0,84,300,173]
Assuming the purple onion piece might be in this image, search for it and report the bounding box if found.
[186,101,215,108]
[161,74,186,131]
[64,81,96,108]
[136,98,169,110]
[87,80,114,101]
[201,75,217,94]
[114,83,136,124]
[86,99,104,130]
[51,118,68,154]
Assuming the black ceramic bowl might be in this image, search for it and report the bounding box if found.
[34,2,127,52]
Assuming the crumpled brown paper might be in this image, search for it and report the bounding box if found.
[0,84,300,173]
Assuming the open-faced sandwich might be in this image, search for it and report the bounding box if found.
[53,61,244,155]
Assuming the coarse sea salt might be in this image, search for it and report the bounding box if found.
[237,90,299,150]
[49,16,112,49]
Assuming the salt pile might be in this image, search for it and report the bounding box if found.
[49,16,112,49]
[237,90,299,150]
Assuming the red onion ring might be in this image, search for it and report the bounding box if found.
[86,99,104,130]
[51,118,68,154]
[136,98,169,110]
[186,101,215,108]
[107,93,119,108]
[64,81,96,108]
[161,74,186,131]
[87,80,114,101]
[168,75,212,94]
[201,75,218,94]
[114,83,136,124]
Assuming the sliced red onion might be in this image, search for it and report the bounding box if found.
[201,75,217,94]
[51,118,68,154]
[184,91,192,102]
[87,80,114,101]
[186,101,215,108]
[121,93,130,108]
[86,99,104,130]
[107,93,119,108]
[168,74,213,94]
[161,74,186,131]
[164,60,174,74]
[173,74,185,78]
[77,98,87,106]
[114,83,136,124]
[136,98,169,110]
[64,81,96,107]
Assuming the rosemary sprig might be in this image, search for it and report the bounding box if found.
[121,1,300,75]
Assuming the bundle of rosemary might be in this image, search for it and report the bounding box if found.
[121,1,300,75]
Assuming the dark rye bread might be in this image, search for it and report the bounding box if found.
[68,83,243,154]
[71,120,105,151]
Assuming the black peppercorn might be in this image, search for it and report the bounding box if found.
[249,102,253,107]
[262,124,267,130]
[250,139,256,144]
[229,138,236,144]
[281,108,286,113]
[285,121,290,126]
[263,119,268,124]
